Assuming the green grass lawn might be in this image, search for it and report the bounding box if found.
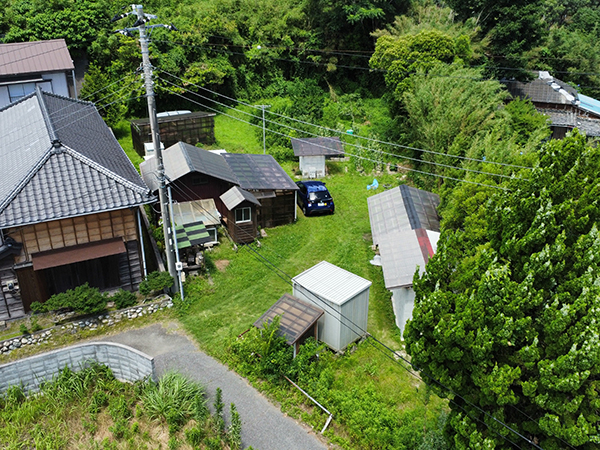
[174,107,447,449]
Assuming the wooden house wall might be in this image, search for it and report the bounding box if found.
[172,175,234,218]
[9,209,138,264]
[0,259,26,320]
[223,203,257,244]
[255,190,296,228]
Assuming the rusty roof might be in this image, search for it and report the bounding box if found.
[0,39,74,77]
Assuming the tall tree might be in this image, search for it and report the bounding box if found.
[405,130,600,449]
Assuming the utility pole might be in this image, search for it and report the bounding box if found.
[113,5,179,291]
[256,104,271,154]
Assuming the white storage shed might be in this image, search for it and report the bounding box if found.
[290,137,344,178]
[292,261,371,352]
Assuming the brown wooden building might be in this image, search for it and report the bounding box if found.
[140,144,299,244]
[220,187,260,244]
[0,89,155,319]
[131,111,216,157]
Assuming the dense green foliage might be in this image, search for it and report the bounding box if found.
[0,363,239,449]
[30,283,107,315]
[110,289,138,309]
[139,270,175,297]
[405,131,600,449]
[227,320,448,449]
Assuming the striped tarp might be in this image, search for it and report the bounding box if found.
[174,221,212,249]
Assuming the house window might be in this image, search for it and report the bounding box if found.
[8,83,36,102]
[235,207,251,223]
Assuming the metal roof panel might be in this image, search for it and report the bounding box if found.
[292,261,371,306]
[0,39,74,76]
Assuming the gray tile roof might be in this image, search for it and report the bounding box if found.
[140,142,239,191]
[220,186,260,210]
[503,72,578,105]
[367,185,440,246]
[0,89,154,228]
[291,137,344,156]
[0,39,74,77]
[222,153,299,191]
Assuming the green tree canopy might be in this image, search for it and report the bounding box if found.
[405,130,600,449]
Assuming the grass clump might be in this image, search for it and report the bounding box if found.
[0,364,241,449]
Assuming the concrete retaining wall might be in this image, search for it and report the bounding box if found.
[0,342,155,394]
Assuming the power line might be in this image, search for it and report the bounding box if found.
[157,68,532,171]
[158,83,511,191]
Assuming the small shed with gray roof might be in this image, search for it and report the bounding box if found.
[220,186,260,243]
[222,153,299,228]
[0,88,155,319]
[291,137,344,178]
[367,185,440,338]
[292,261,371,352]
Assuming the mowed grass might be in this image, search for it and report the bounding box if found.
[177,108,447,448]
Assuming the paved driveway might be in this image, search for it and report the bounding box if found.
[96,322,328,450]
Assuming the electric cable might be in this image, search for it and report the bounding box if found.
[157,68,533,171]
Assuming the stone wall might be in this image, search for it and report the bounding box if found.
[0,342,155,394]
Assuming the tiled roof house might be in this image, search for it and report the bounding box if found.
[0,89,154,319]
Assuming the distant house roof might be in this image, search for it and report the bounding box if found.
[537,109,600,137]
[503,71,578,105]
[291,137,344,157]
[220,186,260,210]
[368,185,440,247]
[368,185,441,289]
[0,39,74,77]
[579,94,600,118]
[140,142,239,191]
[0,89,154,228]
[222,153,299,191]
[254,293,324,346]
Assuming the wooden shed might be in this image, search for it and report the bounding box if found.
[220,187,260,244]
[292,261,371,352]
[222,153,299,228]
[131,111,216,157]
[291,137,344,178]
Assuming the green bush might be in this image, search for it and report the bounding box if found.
[268,145,295,162]
[30,317,43,333]
[111,289,138,309]
[33,283,107,315]
[19,324,29,335]
[139,271,174,297]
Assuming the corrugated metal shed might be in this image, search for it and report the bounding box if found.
[293,261,372,306]
[0,90,154,228]
[291,137,344,156]
[220,186,260,210]
[0,39,74,77]
[292,261,371,352]
[222,153,298,191]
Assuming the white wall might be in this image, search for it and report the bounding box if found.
[0,72,70,108]
[391,286,415,339]
[299,155,326,178]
